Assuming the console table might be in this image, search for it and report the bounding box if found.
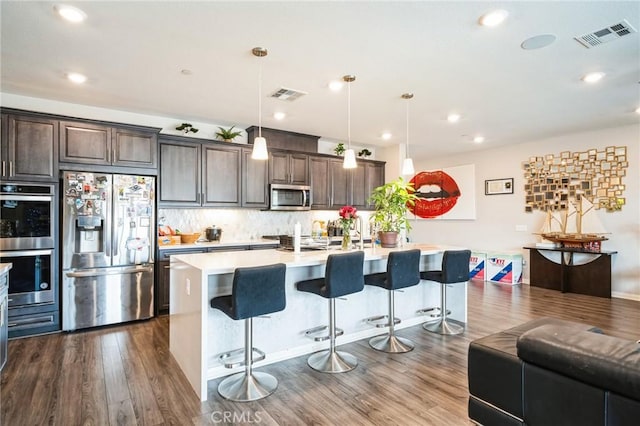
[523,246,617,298]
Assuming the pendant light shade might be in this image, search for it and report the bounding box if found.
[343,149,357,168]
[252,137,268,160]
[251,47,269,160]
[401,92,415,176]
[343,75,357,169]
[402,158,415,176]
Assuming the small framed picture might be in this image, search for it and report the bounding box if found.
[485,178,514,195]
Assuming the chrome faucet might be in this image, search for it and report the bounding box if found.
[356,216,364,250]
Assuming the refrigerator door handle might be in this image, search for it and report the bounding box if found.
[65,266,153,278]
[112,221,120,258]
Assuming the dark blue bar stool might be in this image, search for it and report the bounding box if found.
[296,251,365,373]
[420,249,471,335]
[364,249,421,353]
[210,263,286,401]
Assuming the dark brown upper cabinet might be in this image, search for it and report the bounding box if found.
[242,148,269,209]
[158,136,243,208]
[60,121,157,169]
[309,154,384,210]
[1,114,58,182]
[269,151,309,185]
[202,144,241,207]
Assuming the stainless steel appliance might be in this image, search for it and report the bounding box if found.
[61,172,155,331]
[0,249,53,306]
[0,264,10,371]
[0,183,55,250]
[269,184,311,211]
[0,183,56,308]
[205,226,222,241]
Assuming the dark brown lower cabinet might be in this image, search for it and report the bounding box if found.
[156,244,279,315]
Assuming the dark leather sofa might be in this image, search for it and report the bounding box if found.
[468,317,640,425]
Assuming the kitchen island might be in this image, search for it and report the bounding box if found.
[169,244,467,401]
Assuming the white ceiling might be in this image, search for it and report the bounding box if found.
[1,1,639,159]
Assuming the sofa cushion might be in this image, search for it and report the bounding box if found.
[469,332,524,418]
[523,362,606,426]
[607,393,640,426]
[517,324,640,401]
[468,317,602,420]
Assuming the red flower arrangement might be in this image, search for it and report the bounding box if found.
[339,205,358,222]
[338,206,357,249]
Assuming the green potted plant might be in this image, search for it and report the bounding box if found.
[215,126,242,142]
[334,142,346,156]
[176,123,199,134]
[358,148,372,158]
[368,177,418,247]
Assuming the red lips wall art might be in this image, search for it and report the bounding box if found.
[409,170,461,218]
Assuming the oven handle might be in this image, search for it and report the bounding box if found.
[0,195,53,202]
[65,266,153,278]
[0,249,53,257]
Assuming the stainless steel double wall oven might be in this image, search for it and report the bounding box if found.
[0,183,59,336]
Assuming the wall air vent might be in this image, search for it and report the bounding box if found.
[575,19,637,48]
[270,87,308,101]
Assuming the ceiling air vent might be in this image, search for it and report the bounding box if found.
[575,19,637,48]
[270,87,308,101]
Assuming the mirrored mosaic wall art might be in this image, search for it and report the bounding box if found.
[523,146,627,213]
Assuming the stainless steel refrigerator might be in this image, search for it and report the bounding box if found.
[61,172,155,331]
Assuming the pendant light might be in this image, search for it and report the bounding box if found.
[251,47,269,160]
[343,75,357,169]
[401,93,415,176]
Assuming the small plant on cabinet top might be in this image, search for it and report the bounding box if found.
[215,126,242,142]
[358,148,372,158]
[175,123,199,134]
[334,143,346,156]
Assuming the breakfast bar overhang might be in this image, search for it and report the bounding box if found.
[169,244,468,401]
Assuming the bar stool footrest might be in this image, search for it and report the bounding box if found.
[304,325,343,342]
[219,347,266,368]
[417,307,451,317]
[364,314,401,328]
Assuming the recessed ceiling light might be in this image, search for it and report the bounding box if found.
[54,4,87,23]
[582,72,606,84]
[381,132,392,140]
[473,136,485,144]
[521,34,557,50]
[479,10,508,27]
[447,113,461,123]
[273,112,286,120]
[67,72,87,84]
[329,80,343,91]
[180,69,193,75]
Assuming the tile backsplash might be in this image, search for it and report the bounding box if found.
[159,208,372,241]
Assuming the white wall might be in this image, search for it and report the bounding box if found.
[1,93,250,143]
[379,124,639,300]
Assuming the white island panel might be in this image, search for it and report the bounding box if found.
[170,244,467,401]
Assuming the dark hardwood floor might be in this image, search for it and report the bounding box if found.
[2,282,639,425]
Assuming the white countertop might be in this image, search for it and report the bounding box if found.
[158,238,279,251]
[0,263,12,275]
[171,243,448,275]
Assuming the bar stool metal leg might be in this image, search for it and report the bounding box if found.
[423,284,464,335]
[369,290,414,353]
[217,318,278,401]
[307,299,357,373]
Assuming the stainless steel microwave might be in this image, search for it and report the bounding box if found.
[269,184,311,210]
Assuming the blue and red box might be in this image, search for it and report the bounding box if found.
[486,253,523,285]
[469,251,487,281]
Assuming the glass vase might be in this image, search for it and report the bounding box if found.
[341,232,351,250]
